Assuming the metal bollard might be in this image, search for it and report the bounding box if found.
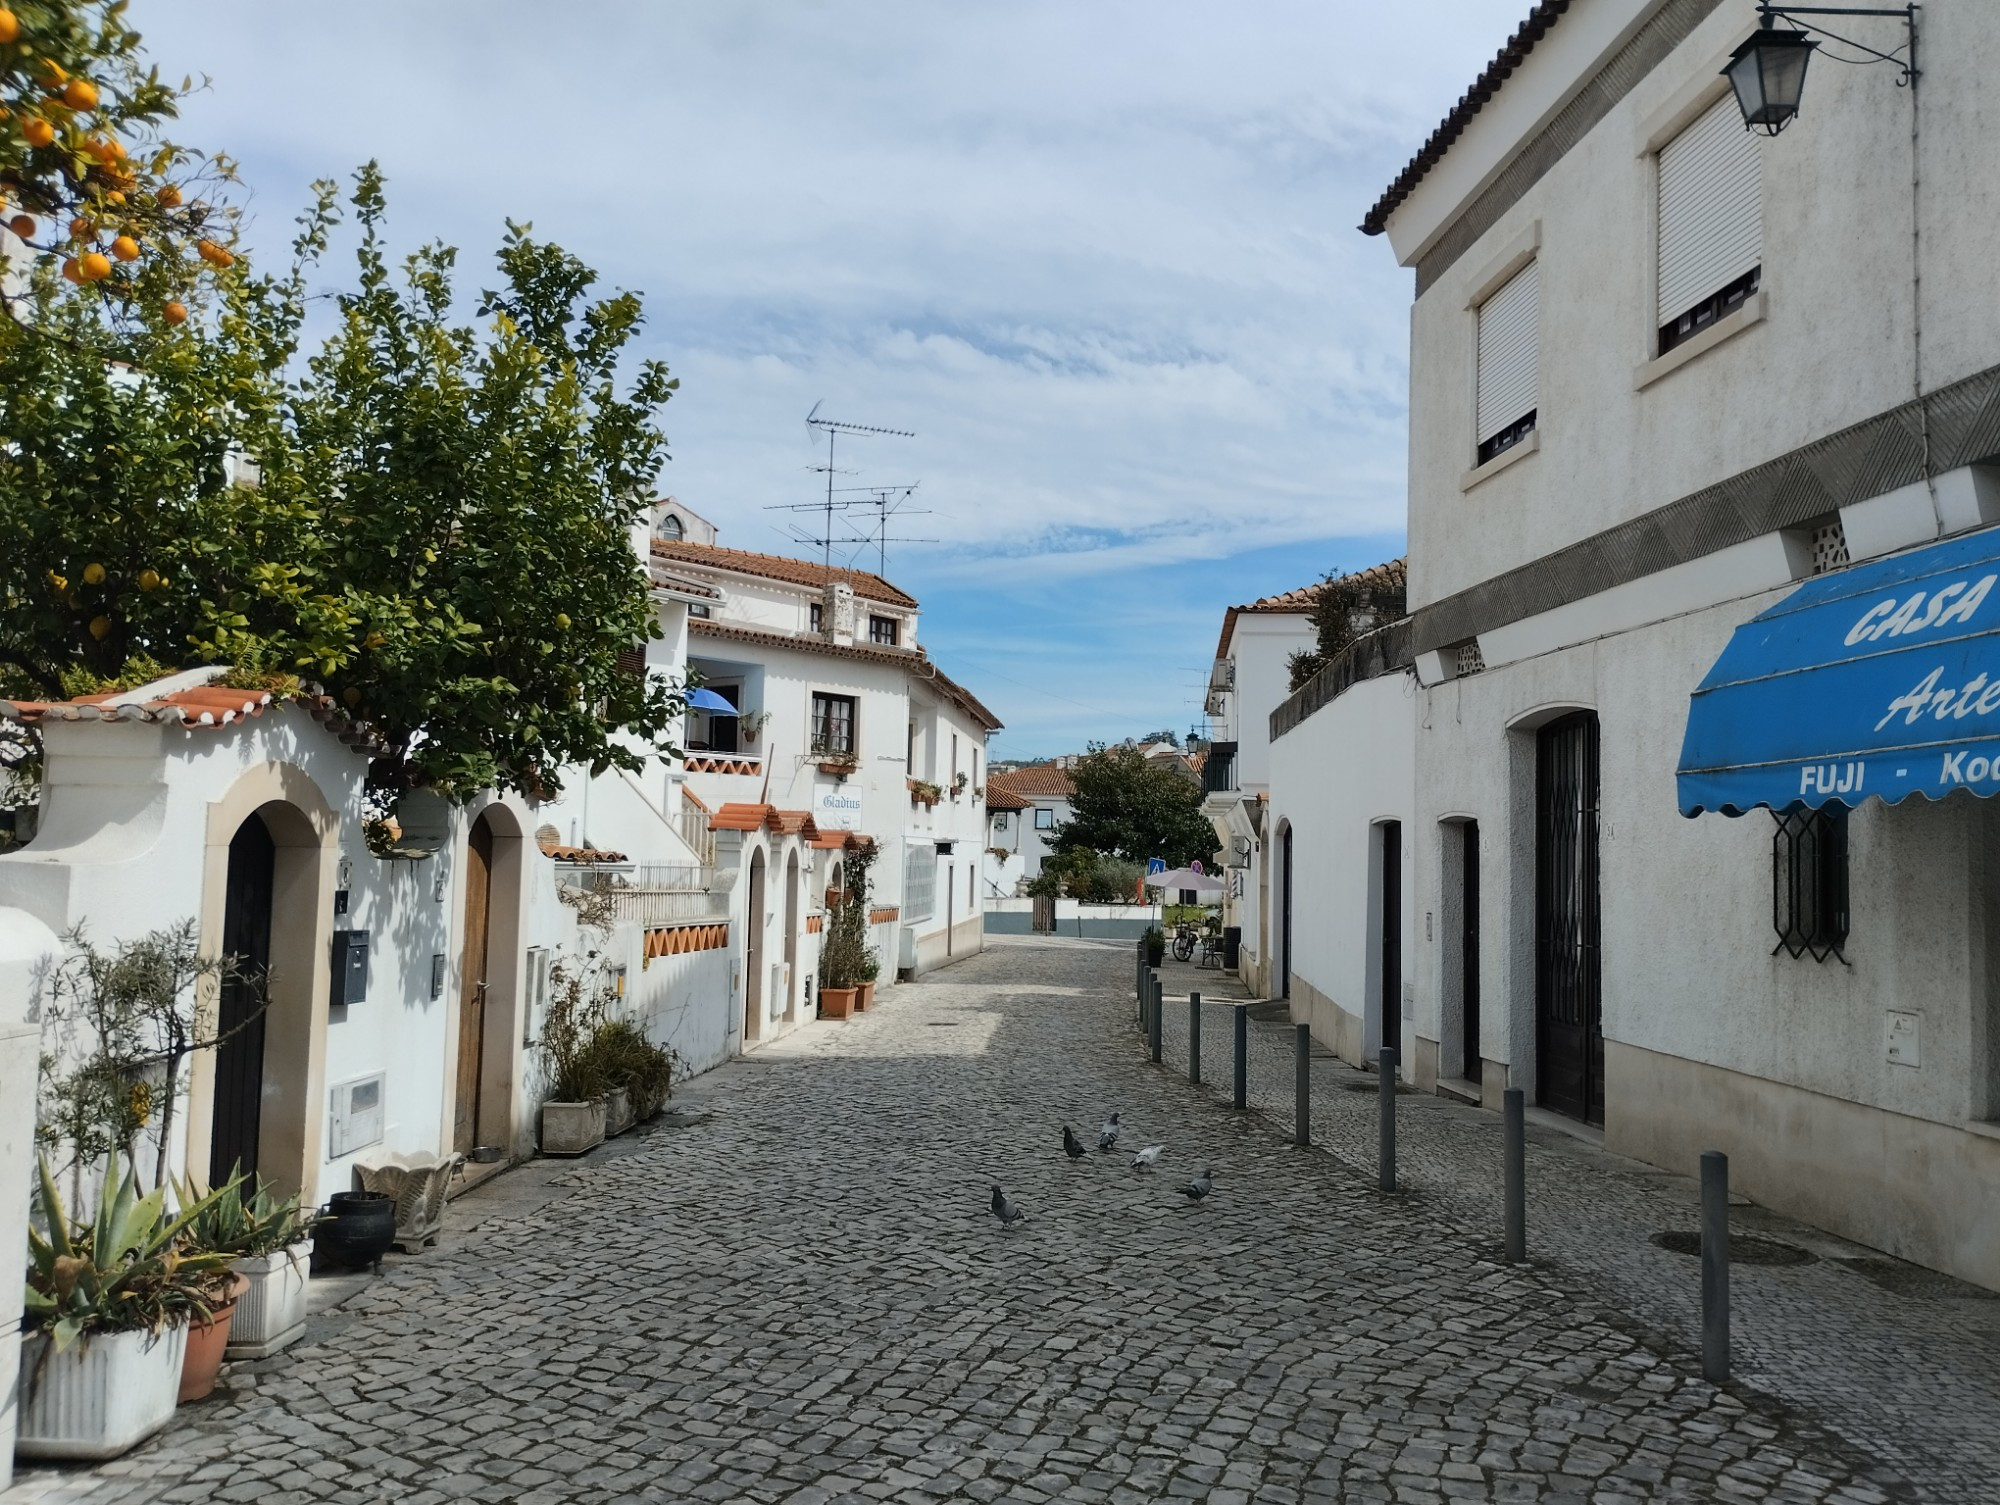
[1188,991,1202,1085]
[1378,1047,1398,1192]
[1701,1150,1730,1383]
[1149,977,1164,1064]
[1294,1023,1311,1146]
[1232,1004,1248,1110]
[1503,1087,1526,1264]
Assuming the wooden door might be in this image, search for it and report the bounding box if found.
[211,813,275,1186]
[454,815,493,1153]
[1462,821,1482,1084]
[1379,821,1402,1056]
[1536,713,1603,1125]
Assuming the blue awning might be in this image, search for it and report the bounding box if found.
[1678,525,2000,816]
[685,687,739,715]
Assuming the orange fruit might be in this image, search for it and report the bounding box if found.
[21,116,53,148]
[59,256,80,283]
[82,562,104,584]
[36,60,64,90]
[155,183,181,209]
[9,213,34,238]
[87,615,110,640]
[61,79,96,111]
[104,189,124,205]
[110,234,137,261]
[555,612,572,630]
[0,10,19,42]
[196,239,234,269]
[162,300,186,325]
[46,571,66,590]
[342,686,362,707]
[137,568,161,590]
[364,631,385,649]
[68,215,94,240]
[77,250,109,281]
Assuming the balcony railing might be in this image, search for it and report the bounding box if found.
[1201,741,1239,795]
[563,863,729,926]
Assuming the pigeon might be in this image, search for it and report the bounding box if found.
[1179,1168,1214,1202]
[990,1184,1025,1228]
[1097,1113,1121,1152]
[1131,1144,1163,1172]
[1062,1125,1088,1160]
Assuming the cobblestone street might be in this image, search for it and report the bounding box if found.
[5,937,1980,1504]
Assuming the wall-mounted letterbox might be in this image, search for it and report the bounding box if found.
[330,929,370,1007]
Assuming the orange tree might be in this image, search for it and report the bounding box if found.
[1,161,685,801]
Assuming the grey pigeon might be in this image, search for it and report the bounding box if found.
[1131,1144,1163,1172]
[1179,1168,1214,1202]
[990,1184,1025,1228]
[1063,1125,1087,1160]
[1097,1113,1121,1152]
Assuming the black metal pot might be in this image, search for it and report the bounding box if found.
[312,1190,396,1273]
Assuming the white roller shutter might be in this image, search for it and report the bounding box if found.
[1476,259,1539,444]
[1657,96,1762,326]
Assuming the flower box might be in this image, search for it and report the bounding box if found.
[227,1242,313,1359]
[16,1325,187,1460]
[819,986,858,1020]
[539,1098,607,1156]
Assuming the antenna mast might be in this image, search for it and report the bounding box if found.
[804,402,914,570]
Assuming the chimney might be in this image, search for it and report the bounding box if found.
[821,581,856,646]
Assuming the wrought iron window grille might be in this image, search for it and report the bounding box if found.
[1659,266,1761,356]
[1772,805,1851,963]
[1477,410,1537,466]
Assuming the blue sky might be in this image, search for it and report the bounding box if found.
[142,1,1523,758]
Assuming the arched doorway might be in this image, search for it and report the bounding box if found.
[1278,823,1293,999]
[745,849,766,1042]
[455,813,494,1154]
[211,811,274,1185]
[783,850,800,1021]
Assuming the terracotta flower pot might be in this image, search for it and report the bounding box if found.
[820,986,858,1020]
[178,1275,247,1403]
[856,981,877,1011]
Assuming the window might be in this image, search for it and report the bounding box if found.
[688,603,711,619]
[1034,807,1054,830]
[654,511,684,542]
[1657,95,1762,355]
[1773,806,1848,961]
[1475,259,1538,466]
[811,692,857,755]
[810,602,823,633]
[951,734,959,784]
[869,614,899,646]
[903,841,936,921]
[993,812,1009,832]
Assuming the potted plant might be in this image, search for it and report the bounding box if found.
[908,778,942,807]
[856,949,881,1011]
[1144,924,1167,967]
[577,1018,679,1129]
[19,1154,235,1458]
[815,747,859,777]
[951,772,969,799]
[817,843,875,1019]
[737,708,771,746]
[170,1164,318,1395]
[537,959,610,1155]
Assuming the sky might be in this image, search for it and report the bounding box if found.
[141,1,1523,762]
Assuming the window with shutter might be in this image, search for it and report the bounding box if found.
[1475,259,1539,465]
[1657,96,1762,354]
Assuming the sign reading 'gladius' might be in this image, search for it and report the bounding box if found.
[1678,530,2000,817]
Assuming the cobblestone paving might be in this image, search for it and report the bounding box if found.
[5,937,1937,1504]
[1148,955,2000,1505]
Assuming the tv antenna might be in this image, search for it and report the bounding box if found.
[804,402,914,570]
[847,484,936,577]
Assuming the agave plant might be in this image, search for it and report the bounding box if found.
[173,1162,317,1261]
[24,1153,238,1352]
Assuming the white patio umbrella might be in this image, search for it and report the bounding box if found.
[1145,867,1223,894]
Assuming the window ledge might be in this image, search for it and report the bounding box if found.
[1635,291,1766,391]
[1460,429,1540,492]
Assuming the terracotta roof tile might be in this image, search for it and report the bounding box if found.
[649,566,722,600]
[710,802,822,842]
[651,540,918,608]
[983,784,1031,812]
[1215,558,1407,662]
[812,830,878,851]
[988,764,1074,799]
[1,680,387,756]
[540,843,628,864]
[915,660,1003,733]
[1361,2,1571,236]
[687,619,1001,731]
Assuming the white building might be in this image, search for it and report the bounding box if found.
[1204,561,1406,996]
[647,502,1000,1008]
[1365,0,2000,1288]
[983,764,1075,880]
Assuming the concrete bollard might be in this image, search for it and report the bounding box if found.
[1701,1150,1730,1384]
[1232,1004,1248,1110]
[1188,991,1202,1085]
[1149,977,1164,1064]
[1378,1047,1398,1192]
[1294,1023,1311,1146]
[1503,1086,1526,1263]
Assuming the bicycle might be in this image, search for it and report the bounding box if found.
[1171,922,1198,962]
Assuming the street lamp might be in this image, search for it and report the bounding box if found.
[1724,23,1818,135]
[1722,4,1919,135]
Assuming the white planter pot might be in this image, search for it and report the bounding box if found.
[227,1241,313,1359]
[539,1099,606,1156]
[16,1325,187,1460]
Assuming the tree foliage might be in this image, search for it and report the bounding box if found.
[0,157,686,798]
[1051,744,1216,868]
[1285,568,1408,693]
